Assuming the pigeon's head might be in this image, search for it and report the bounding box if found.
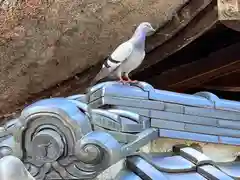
[136,22,155,36]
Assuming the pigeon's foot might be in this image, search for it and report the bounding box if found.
[125,79,138,83]
[130,80,138,83]
[124,74,138,83]
[118,77,128,84]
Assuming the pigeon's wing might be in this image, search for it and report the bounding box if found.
[92,41,133,82]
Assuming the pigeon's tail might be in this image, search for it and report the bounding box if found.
[90,75,98,86]
[86,78,98,95]
[90,66,112,86]
[90,56,109,86]
[87,71,109,93]
[89,71,103,86]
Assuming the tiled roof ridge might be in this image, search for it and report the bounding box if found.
[85,81,240,146]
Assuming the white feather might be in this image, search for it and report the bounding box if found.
[103,41,133,71]
[111,41,133,62]
[93,41,133,82]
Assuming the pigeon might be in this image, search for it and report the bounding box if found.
[92,22,155,84]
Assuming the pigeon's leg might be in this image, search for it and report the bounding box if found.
[117,71,127,84]
[119,76,127,84]
[125,73,138,83]
[122,72,129,81]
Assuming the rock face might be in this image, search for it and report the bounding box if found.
[0,0,188,117]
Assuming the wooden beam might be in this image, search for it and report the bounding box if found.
[134,1,218,75]
[204,70,240,87]
[185,87,240,100]
[202,70,240,92]
[218,0,240,32]
[145,0,212,52]
[147,42,240,92]
[203,86,240,92]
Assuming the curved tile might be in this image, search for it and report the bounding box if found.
[126,156,168,180]
[121,149,240,180]
[108,109,142,123]
[115,169,143,180]
[162,172,207,180]
[130,81,154,92]
[198,165,234,180]
[194,91,220,103]
[88,81,119,94]
[150,155,195,172]
[89,83,149,103]
[68,99,88,112]
[90,109,120,122]
[180,147,213,165]
[218,162,240,179]
[67,94,87,103]
[113,106,151,117]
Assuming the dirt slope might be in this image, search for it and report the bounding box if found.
[0,0,188,117]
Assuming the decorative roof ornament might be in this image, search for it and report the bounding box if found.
[0,81,239,179]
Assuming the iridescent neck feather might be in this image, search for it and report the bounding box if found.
[131,28,146,48]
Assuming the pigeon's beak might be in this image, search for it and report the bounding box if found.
[146,27,156,36]
[151,27,156,32]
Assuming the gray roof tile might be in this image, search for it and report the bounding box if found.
[150,110,218,126]
[86,82,240,179]
[218,119,240,130]
[179,147,212,165]
[93,125,137,143]
[162,172,207,180]
[107,109,145,123]
[148,155,195,172]
[89,83,149,102]
[90,96,165,110]
[87,82,240,145]
[115,169,143,180]
[150,89,213,108]
[215,99,240,112]
[159,129,220,143]
[185,124,240,138]
[113,106,151,117]
[184,106,240,121]
[90,109,148,133]
[129,81,154,92]
[163,102,185,113]
[67,94,87,103]
[218,162,240,179]
[194,91,220,104]
[218,136,240,146]
[1,81,240,180]
[198,165,234,180]
[116,148,239,180]
[126,156,168,180]
[151,119,185,131]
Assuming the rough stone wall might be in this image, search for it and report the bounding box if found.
[0,0,188,117]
